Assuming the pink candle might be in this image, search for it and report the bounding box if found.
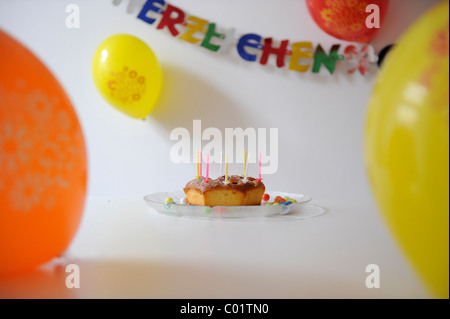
[258,152,262,181]
[205,153,210,183]
[199,151,203,177]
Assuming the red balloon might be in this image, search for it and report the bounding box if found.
[0,30,87,275]
[306,0,389,43]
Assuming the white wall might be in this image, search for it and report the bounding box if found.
[0,0,441,202]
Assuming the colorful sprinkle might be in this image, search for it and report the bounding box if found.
[164,197,174,205]
[274,196,286,203]
[215,206,226,213]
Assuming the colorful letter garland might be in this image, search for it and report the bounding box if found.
[115,0,379,75]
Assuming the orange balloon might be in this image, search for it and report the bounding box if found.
[306,0,389,43]
[0,30,87,275]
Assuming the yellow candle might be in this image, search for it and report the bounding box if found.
[243,152,249,181]
[225,154,229,183]
[196,149,200,179]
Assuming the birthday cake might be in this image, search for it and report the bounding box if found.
[184,175,265,207]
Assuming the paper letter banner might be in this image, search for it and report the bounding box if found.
[118,0,382,76]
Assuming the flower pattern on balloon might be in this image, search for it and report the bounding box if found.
[321,0,369,37]
[419,22,449,119]
[1,85,83,213]
[9,173,45,213]
[26,90,54,123]
[0,122,32,172]
[107,66,146,106]
[0,86,33,172]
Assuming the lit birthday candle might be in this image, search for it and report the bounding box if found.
[196,149,200,179]
[225,154,229,184]
[258,152,262,181]
[205,153,210,183]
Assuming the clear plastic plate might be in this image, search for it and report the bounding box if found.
[144,191,321,219]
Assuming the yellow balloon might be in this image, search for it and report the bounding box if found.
[365,1,449,298]
[92,34,162,119]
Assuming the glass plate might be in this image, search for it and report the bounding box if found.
[144,191,316,219]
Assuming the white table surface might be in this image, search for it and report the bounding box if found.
[0,196,430,299]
